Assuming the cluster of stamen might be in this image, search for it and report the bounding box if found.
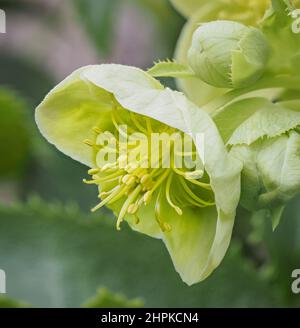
[83,107,215,232]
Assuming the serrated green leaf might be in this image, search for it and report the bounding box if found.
[213,97,300,145]
[0,198,278,307]
[226,100,300,146]
[148,60,195,78]
[82,288,143,308]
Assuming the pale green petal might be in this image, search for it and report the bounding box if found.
[129,190,235,286]
[159,197,218,285]
[35,66,115,167]
[35,65,163,167]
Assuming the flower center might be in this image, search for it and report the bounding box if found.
[83,106,215,232]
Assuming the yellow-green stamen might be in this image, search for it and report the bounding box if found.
[84,107,215,231]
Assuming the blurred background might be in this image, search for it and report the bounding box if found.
[0,0,299,308]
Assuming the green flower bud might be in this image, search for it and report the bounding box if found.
[188,21,270,89]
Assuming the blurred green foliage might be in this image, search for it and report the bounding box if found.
[0,54,54,106]
[0,295,30,308]
[74,0,183,58]
[74,0,118,55]
[0,197,288,308]
[262,197,300,307]
[134,0,184,55]
[24,141,97,210]
[0,285,142,308]
[0,88,31,179]
[82,288,143,308]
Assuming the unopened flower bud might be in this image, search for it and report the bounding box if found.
[188,21,270,89]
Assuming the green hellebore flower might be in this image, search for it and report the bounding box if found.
[35,64,242,285]
[188,21,270,89]
[172,0,271,108]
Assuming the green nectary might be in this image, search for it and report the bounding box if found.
[188,21,270,89]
